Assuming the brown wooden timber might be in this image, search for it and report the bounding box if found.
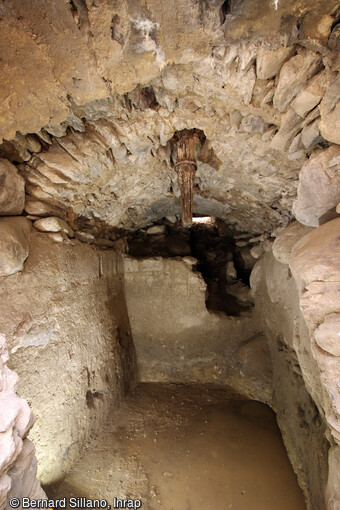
[175,131,199,227]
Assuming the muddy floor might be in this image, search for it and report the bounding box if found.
[48,384,306,510]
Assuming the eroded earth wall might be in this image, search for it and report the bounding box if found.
[0,232,136,487]
[123,255,273,403]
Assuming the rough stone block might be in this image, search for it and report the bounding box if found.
[256,46,295,80]
[301,119,321,150]
[314,314,340,357]
[272,221,314,265]
[292,145,340,226]
[0,218,31,277]
[0,159,25,216]
[273,51,321,113]
[319,102,340,145]
[290,217,340,288]
[24,196,63,217]
[146,225,166,235]
[291,72,328,118]
[33,217,74,237]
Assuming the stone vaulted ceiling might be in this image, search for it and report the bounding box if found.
[0,0,339,237]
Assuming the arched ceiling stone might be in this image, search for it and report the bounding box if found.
[0,0,339,236]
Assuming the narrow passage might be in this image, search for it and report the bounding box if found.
[49,384,306,510]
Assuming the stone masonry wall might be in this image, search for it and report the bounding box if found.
[250,248,329,510]
[250,219,340,510]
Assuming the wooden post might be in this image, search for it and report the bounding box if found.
[175,131,198,227]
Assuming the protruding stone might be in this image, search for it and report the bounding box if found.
[261,88,275,105]
[290,217,340,290]
[291,72,328,118]
[74,231,95,244]
[319,103,340,145]
[146,225,166,235]
[314,314,340,356]
[261,126,277,142]
[292,145,340,226]
[319,73,340,119]
[301,119,321,150]
[0,218,31,277]
[24,196,63,218]
[263,239,274,252]
[64,112,85,133]
[226,260,237,282]
[270,109,303,151]
[288,133,303,154]
[33,217,74,237]
[166,216,177,224]
[272,221,314,265]
[5,440,40,501]
[25,136,41,154]
[0,134,35,162]
[182,256,198,266]
[0,475,11,506]
[45,124,68,138]
[287,149,305,161]
[0,159,25,216]
[273,51,322,113]
[235,240,248,247]
[250,244,265,259]
[256,46,295,80]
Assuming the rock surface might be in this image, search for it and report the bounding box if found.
[24,196,64,218]
[0,334,46,507]
[326,446,340,510]
[256,46,295,80]
[0,2,334,236]
[0,159,25,216]
[0,218,31,277]
[33,217,74,237]
[314,314,340,357]
[251,251,330,510]
[290,218,340,292]
[291,72,329,118]
[272,221,314,265]
[320,103,340,145]
[0,0,337,144]
[273,50,321,113]
[146,225,166,235]
[293,145,340,227]
[289,219,340,510]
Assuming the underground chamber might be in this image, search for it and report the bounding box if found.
[0,0,339,509]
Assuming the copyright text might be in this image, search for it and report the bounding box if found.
[9,497,142,509]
